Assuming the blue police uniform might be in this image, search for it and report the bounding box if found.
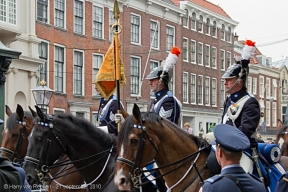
[98,95,122,135]
[149,89,180,125]
[202,124,266,192]
[13,163,31,192]
[275,171,288,192]
[222,87,260,148]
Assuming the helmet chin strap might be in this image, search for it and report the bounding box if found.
[226,78,241,94]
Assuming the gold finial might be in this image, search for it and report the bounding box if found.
[113,0,120,20]
[40,80,46,86]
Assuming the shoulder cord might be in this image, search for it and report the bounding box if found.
[222,174,246,192]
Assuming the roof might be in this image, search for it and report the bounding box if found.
[171,0,231,19]
[272,57,288,69]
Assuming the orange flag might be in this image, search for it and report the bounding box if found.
[94,35,126,99]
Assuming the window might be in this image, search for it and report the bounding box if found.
[74,50,83,95]
[183,72,188,103]
[205,77,210,105]
[38,42,48,85]
[183,10,188,28]
[166,25,175,51]
[247,77,252,93]
[266,101,270,126]
[266,78,271,98]
[221,24,225,40]
[191,12,196,30]
[183,38,188,61]
[221,50,225,70]
[109,10,114,41]
[150,60,159,97]
[131,57,140,95]
[191,74,196,104]
[227,51,231,67]
[191,40,196,63]
[92,54,103,96]
[76,112,85,118]
[131,14,140,44]
[212,47,217,69]
[227,27,232,42]
[220,80,225,106]
[212,78,217,106]
[150,20,159,49]
[92,112,98,126]
[93,5,103,38]
[259,76,264,98]
[54,109,65,115]
[253,77,257,95]
[54,46,64,93]
[272,102,277,127]
[37,0,48,22]
[206,18,210,35]
[198,42,203,65]
[198,75,203,105]
[272,79,277,99]
[74,0,83,34]
[205,45,210,67]
[212,21,217,37]
[198,15,203,32]
[55,0,65,28]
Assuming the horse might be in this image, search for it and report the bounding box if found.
[1,104,85,192]
[23,105,123,192]
[275,125,288,156]
[114,104,213,192]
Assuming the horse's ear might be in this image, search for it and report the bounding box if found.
[132,104,141,121]
[16,104,24,119]
[28,106,37,117]
[5,105,12,117]
[35,105,46,120]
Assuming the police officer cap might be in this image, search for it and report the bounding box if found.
[214,124,249,152]
[0,119,3,125]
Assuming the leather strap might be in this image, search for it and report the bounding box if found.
[222,174,246,192]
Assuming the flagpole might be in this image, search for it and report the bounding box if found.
[113,0,122,133]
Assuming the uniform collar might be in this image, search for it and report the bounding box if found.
[154,89,168,100]
[230,87,246,102]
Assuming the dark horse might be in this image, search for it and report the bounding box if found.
[114,104,213,191]
[2,104,85,192]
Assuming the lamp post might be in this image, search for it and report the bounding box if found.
[0,41,22,142]
[31,80,54,114]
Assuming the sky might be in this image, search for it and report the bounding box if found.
[207,0,288,62]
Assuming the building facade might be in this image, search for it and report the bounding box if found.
[1,0,42,117]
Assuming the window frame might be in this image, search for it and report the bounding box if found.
[183,37,188,62]
[191,12,196,31]
[73,49,85,95]
[211,46,217,69]
[37,0,49,23]
[190,73,196,104]
[92,53,104,97]
[205,76,210,106]
[220,49,225,71]
[150,20,160,50]
[183,72,189,103]
[166,25,175,52]
[212,21,217,37]
[206,18,210,35]
[198,75,203,105]
[205,44,210,67]
[131,13,141,45]
[54,0,65,28]
[221,24,225,40]
[130,56,141,96]
[38,41,49,86]
[74,0,85,35]
[92,4,104,39]
[197,42,203,65]
[191,40,196,64]
[54,44,66,93]
[212,78,217,106]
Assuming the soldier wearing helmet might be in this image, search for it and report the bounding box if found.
[146,65,180,125]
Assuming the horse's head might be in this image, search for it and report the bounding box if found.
[1,104,34,163]
[24,106,67,185]
[115,104,160,191]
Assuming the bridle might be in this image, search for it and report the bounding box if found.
[0,117,28,164]
[25,116,68,183]
[24,116,116,191]
[116,118,210,191]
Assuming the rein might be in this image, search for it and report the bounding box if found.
[0,118,28,164]
[117,120,210,191]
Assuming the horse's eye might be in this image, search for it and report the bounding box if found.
[35,137,42,143]
[130,138,138,145]
[12,133,19,138]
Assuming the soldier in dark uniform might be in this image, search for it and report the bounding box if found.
[201,124,266,192]
[145,66,180,125]
[275,171,288,192]
[95,88,124,136]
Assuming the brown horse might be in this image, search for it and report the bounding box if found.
[114,104,212,192]
[275,125,288,156]
[1,104,85,192]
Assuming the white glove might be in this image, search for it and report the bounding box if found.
[115,113,124,124]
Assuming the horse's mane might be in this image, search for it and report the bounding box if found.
[6,111,33,131]
[118,112,207,149]
[276,125,288,141]
[34,113,116,147]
